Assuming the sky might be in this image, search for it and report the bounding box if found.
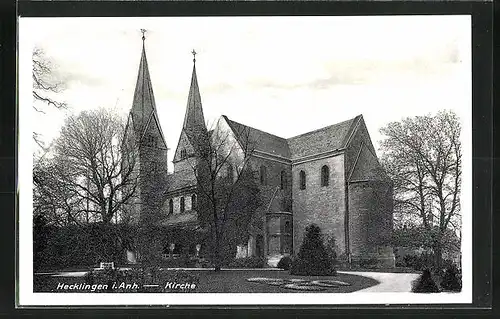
[20,16,471,172]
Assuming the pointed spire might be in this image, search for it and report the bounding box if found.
[131,30,157,134]
[182,49,206,134]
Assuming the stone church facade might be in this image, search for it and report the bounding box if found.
[123,38,395,268]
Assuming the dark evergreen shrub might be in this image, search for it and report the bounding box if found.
[227,257,266,268]
[277,256,292,270]
[290,224,336,276]
[411,269,440,293]
[440,264,462,292]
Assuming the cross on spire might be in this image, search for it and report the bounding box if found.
[141,29,147,41]
[191,49,197,63]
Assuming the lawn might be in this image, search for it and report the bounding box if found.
[34,269,379,293]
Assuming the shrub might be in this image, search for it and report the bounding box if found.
[440,264,462,292]
[227,257,266,268]
[277,256,292,270]
[358,257,379,269]
[403,253,435,271]
[411,269,440,293]
[290,224,336,276]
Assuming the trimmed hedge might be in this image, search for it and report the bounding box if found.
[227,257,266,269]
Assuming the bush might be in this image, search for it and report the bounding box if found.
[290,224,336,276]
[440,264,462,292]
[411,269,440,293]
[227,257,266,268]
[403,253,435,271]
[277,256,292,270]
[358,257,379,269]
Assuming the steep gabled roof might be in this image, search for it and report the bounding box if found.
[223,116,291,159]
[287,115,362,160]
[174,58,209,161]
[129,39,167,147]
[348,142,390,182]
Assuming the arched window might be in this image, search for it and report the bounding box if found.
[299,170,306,190]
[169,199,174,215]
[260,165,268,186]
[180,197,185,213]
[321,165,330,187]
[180,149,187,160]
[284,220,291,234]
[280,170,286,190]
[191,194,197,210]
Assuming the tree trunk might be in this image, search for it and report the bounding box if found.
[434,232,443,272]
[212,224,221,272]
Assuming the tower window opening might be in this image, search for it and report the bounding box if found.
[180,197,185,213]
[181,149,187,160]
[260,165,268,186]
[191,194,197,210]
[299,170,306,190]
[280,170,286,190]
[321,165,330,187]
[227,164,234,181]
[169,199,174,215]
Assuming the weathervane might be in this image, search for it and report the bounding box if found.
[191,49,197,63]
[141,29,147,41]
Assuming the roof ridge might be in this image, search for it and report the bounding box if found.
[223,115,287,141]
[287,115,361,141]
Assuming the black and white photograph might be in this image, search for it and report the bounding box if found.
[18,15,472,305]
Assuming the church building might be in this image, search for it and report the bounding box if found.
[123,35,395,268]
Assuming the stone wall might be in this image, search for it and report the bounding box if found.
[292,153,346,256]
[348,180,394,267]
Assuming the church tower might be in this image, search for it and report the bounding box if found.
[172,50,208,174]
[123,31,168,225]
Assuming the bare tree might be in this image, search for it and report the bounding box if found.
[380,110,462,269]
[33,157,85,227]
[32,47,67,151]
[184,120,261,271]
[52,108,139,224]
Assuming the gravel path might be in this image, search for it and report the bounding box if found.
[338,271,420,292]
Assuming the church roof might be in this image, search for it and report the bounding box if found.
[129,37,167,148]
[223,116,291,159]
[222,115,362,161]
[348,142,390,182]
[165,172,197,193]
[174,55,209,161]
[182,62,206,133]
[287,115,362,160]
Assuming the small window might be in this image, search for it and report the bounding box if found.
[227,164,234,180]
[180,149,187,160]
[299,170,306,190]
[321,165,329,187]
[180,197,185,213]
[191,194,197,210]
[284,221,291,234]
[260,165,267,186]
[280,170,286,190]
[169,199,174,215]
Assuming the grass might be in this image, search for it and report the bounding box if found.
[34,269,378,293]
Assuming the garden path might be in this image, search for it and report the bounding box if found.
[338,271,420,292]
